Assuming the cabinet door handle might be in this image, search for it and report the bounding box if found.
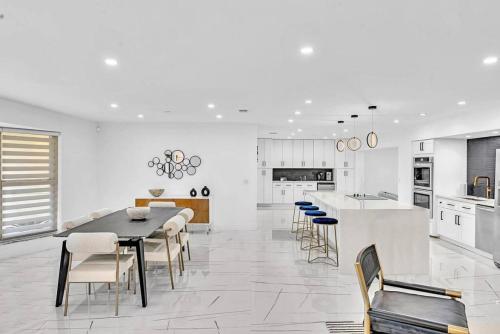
[440,211,443,220]
[454,215,457,225]
[462,206,471,210]
[447,203,454,207]
[457,215,460,226]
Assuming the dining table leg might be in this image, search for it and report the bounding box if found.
[55,240,70,307]
[122,238,147,307]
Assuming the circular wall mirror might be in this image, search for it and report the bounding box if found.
[187,166,196,175]
[171,150,185,163]
[336,139,346,152]
[156,168,164,176]
[190,155,202,167]
[347,137,362,151]
[152,157,160,164]
[148,161,154,167]
[367,132,378,148]
[174,170,183,179]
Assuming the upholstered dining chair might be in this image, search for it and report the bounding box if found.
[177,208,194,260]
[64,232,135,316]
[89,208,113,219]
[144,215,185,289]
[63,216,93,231]
[355,244,469,334]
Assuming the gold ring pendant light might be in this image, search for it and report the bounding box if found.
[366,105,379,148]
[336,120,346,152]
[347,115,361,151]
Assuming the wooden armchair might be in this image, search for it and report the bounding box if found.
[355,244,469,334]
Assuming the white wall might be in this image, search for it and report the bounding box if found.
[358,147,398,196]
[96,122,258,230]
[0,97,99,228]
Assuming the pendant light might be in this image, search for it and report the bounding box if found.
[347,115,362,151]
[336,121,346,152]
[366,105,379,148]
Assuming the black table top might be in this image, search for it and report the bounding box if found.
[54,207,184,238]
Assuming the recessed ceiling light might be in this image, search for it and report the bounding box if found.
[343,129,349,133]
[457,100,466,106]
[332,133,337,137]
[322,136,328,139]
[393,119,400,124]
[305,100,312,104]
[137,114,144,119]
[294,110,301,116]
[287,136,292,139]
[419,113,426,117]
[104,58,118,67]
[297,128,303,132]
[110,103,119,109]
[492,131,499,135]
[216,114,223,119]
[269,132,278,135]
[465,135,471,138]
[483,56,498,65]
[300,46,314,55]
[291,132,296,136]
[288,119,294,123]
[208,103,215,109]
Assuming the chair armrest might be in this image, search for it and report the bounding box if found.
[384,279,462,298]
[368,308,469,334]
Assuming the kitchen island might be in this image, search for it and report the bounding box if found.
[306,191,429,275]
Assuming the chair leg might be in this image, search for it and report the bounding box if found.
[334,225,339,266]
[64,282,70,316]
[178,254,183,276]
[300,217,307,249]
[167,255,175,289]
[88,283,91,295]
[187,241,191,260]
[291,206,296,232]
[115,279,119,316]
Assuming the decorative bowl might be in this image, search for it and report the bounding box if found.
[126,207,151,220]
[149,188,165,197]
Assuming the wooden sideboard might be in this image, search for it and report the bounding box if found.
[135,198,210,224]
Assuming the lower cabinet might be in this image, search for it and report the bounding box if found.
[257,169,273,204]
[437,199,475,248]
[272,183,294,203]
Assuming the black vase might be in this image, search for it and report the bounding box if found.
[201,186,210,197]
[190,188,197,197]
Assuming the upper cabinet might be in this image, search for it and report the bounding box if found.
[257,138,273,168]
[313,140,335,168]
[272,139,293,168]
[413,139,434,155]
[335,142,356,169]
[293,140,314,168]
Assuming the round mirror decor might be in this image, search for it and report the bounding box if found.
[148,149,202,179]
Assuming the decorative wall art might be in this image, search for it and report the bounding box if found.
[148,149,202,179]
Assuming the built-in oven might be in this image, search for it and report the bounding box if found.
[317,182,335,191]
[414,156,433,190]
[413,189,433,218]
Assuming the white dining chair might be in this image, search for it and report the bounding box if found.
[177,208,194,260]
[63,216,93,231]
[149,201,176,208]
[89,208,113,219]
[64,232,135,316]
[144,215,185,289]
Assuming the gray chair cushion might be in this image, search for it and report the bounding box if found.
[371,290,467,334]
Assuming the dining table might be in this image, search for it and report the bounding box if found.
[53,206,183,308]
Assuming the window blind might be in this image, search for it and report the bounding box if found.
[0,131,58,239]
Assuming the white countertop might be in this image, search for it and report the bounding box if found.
[436,194,495,208]
[308,191,418,210]
[272,180,320,183]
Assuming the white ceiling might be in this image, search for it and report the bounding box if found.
[0,1,499,138]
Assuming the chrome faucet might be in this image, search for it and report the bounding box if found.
[473,176,492,199]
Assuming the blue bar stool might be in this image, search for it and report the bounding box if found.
[296,205,319,241]
[308,217,339,267]
[291,201,312,233]
[300,210,327,250]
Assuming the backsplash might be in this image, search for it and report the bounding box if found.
[467,136,500,198]
[272,168,334,181]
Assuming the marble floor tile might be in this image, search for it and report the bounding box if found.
[0,207,499,333]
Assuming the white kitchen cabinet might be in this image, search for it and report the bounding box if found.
[257,168,273,204]
[293,140,314,168]
[257,138,273,168]
[313,140,335,168]
[412,139,434,155]
[336,169,355,193]
[293,183,305,201]
[272,140,294,168]
[272,182,293,203]
[335,144,356,169]
[436,197,476,248]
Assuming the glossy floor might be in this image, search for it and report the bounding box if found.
[0,207,499,333]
